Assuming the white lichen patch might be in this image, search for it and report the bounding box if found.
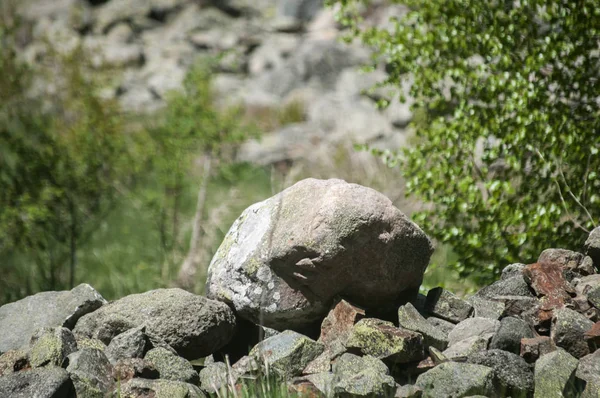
[273,292,281,301]
[257,266,273,283]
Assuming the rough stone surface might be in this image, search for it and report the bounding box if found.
[0,284,106,352]
[198,362,229,394]
[0,350,29,376]
[501,263,527,279]
[520,336,555,363]
[415,362,494,398]
[425,316,455,336]
[489,316,534,355]
[551,307,594,358]
[249,330,324,378]
[585,321,600,351]
[113,358,159,382]
[538,248,585,273]
[466,295,505,320]
[577,349,600,388]
[475,274,534,299]
[398,303,448,351]
[332,353,397,398]
[585,227,600,266]
[534,349,579,398]
[318,298,365,359]
[0,366,74,398]
[425,288,473,324]
[346,318,424,364]
[66,348,114,398]
[29,327,78,368]
[523,261,574,321]
[442,335,489,360]
[206,178,433,330]
[395,384,423,398]
[290,372,335,397]
[447,317,500,347]
[145,347,199,384]
[117,378,206,398]
[73,288,236,360]
[105,325,148,364]
[468,349,534,397]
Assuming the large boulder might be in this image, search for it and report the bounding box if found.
[0,367,74,398]
[206,178,433,330]
[73,288,236,360]
[0,284,106,353]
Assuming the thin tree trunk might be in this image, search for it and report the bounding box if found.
[69,201,77,289]
[178,152,212,289]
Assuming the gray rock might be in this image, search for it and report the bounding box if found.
[206,178,433,330]
[249,330,324,378]
[346,318,424,364]
[291,372,335,397]
[75,337,106,351]
[538,248,584,271]
[105,325,148,364]
[395,384,423,398]
[332,353,397,398]
[398,303,448,351]
[468,349,534,397]
[501,263,527,279]
[534,349,579,398]
[425,287,473,323]
[73,288,236,360]
[489,316,534,355]
[551,307,594,358]
[198,362,229,394]
[447,317,500,347]
[0,284,105,352]
[0,350,29,376]
[117,378,206,398]
[425,316,455,336]
[145,347,199,385]
[415,362,494,398]
[0,366,74,398]
[442,335,489,360]
[466,295,505,320]
[113,357,159,383]
[585,227,600,266]
[66,348,114,398]
[577,349,600,387]
[475,275,534,299]
[275,0,323,28]
[29,327,78,368]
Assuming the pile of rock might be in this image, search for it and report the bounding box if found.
[1,178,600,397]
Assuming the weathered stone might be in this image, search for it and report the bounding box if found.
[498,296,540,318]
[0,366,74,398]
[29,327,78,368]
[250,330,324,379]
[466,295,505,320]
[585,321,600,351]
[0,350,29,376]
[206,178,433,330]
[0,284,105,352]
[534,349,579,398]
[442,335,489,360]
[415,362,494,398]
[113,358,159,382]
[395,384,423,398]
[73,288,236,360]
[425,288,473,324]
[538,248,585,273]
[231,354,261,379]
[287,376,325,397]
[580,256,597,277]
[346,318,424,364]
[468,349,534,397]
[117,378,206,398]
[292,371,335,397]
[398,303,448,351]
[552,307,594,358]
[145,347,199,385]
[585,227,600,267]
[66,348,114,398]
[475,275,534,299]
[577,349,600,389]
[75,337,106,351]
[105,325,148,364]
[489,316,534,355]
[523,261,574,320]
[318,299,365,358]
[199,362,229,394]
[332,353,397,398]
[501,263,527,279]
[447,317,500,347]
[303,350,331,374]
[425,316,455,336]
[520,336,555,363]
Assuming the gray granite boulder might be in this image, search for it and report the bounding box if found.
[198,361,229,394]
[145,347,199,385]
[206,178,433,330]
[0,366,74,398]
[489,316,534,355]
[468,349,534,397]
[447,317,500,347]
[0,284,106,353]
[117,378,206,398]
[29,327,78,368]
[534,349,580,398]
[577,349,600,388]
[416,362,494,398]
[585,227,600,267]
[66,348,114,398]
[398,303,448,351]
[73,288,236,360]
[105,325,148,364]
[332,353,397,398]
[551,307,594,358]
[425,288,473,323]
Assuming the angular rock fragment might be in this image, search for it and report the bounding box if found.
[29,327,78,368]
[577,349,600,390]
[551,307,594,358]
[0,350,29,376]
[442,335,489,360]
[250,330,324,378]
[584,321,600,352]
[318,298,365,358]
[395,384,423,398]
[398,302,448,351]
[346,318,424,364]
[73,288,236,360]
[145,347,199,385]
[76,337,107,351]
[475,274,534,299]
[523,261,574,322]
[538,248,584,273]
[501,263,527,279]
[113,358,159,382]
[117,378,206,398]
[206,178,433,330]
[468,349,534,397]
[447,317,499,347]
[425,287,473,323]
[0,366,74,398]
[489,316,534,355]
[105,325,148,364]
[466,295,505,320]
[425,316,455,336]
[415,362,494,398]
[585,227,600,267]
[199,362,229,394]
[534,349,580,398]
[66,348,114,398]
[520,336,555,363]
[0,284,105,353]
[332,353,396,398]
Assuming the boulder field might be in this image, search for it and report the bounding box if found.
[1,178,600,398]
